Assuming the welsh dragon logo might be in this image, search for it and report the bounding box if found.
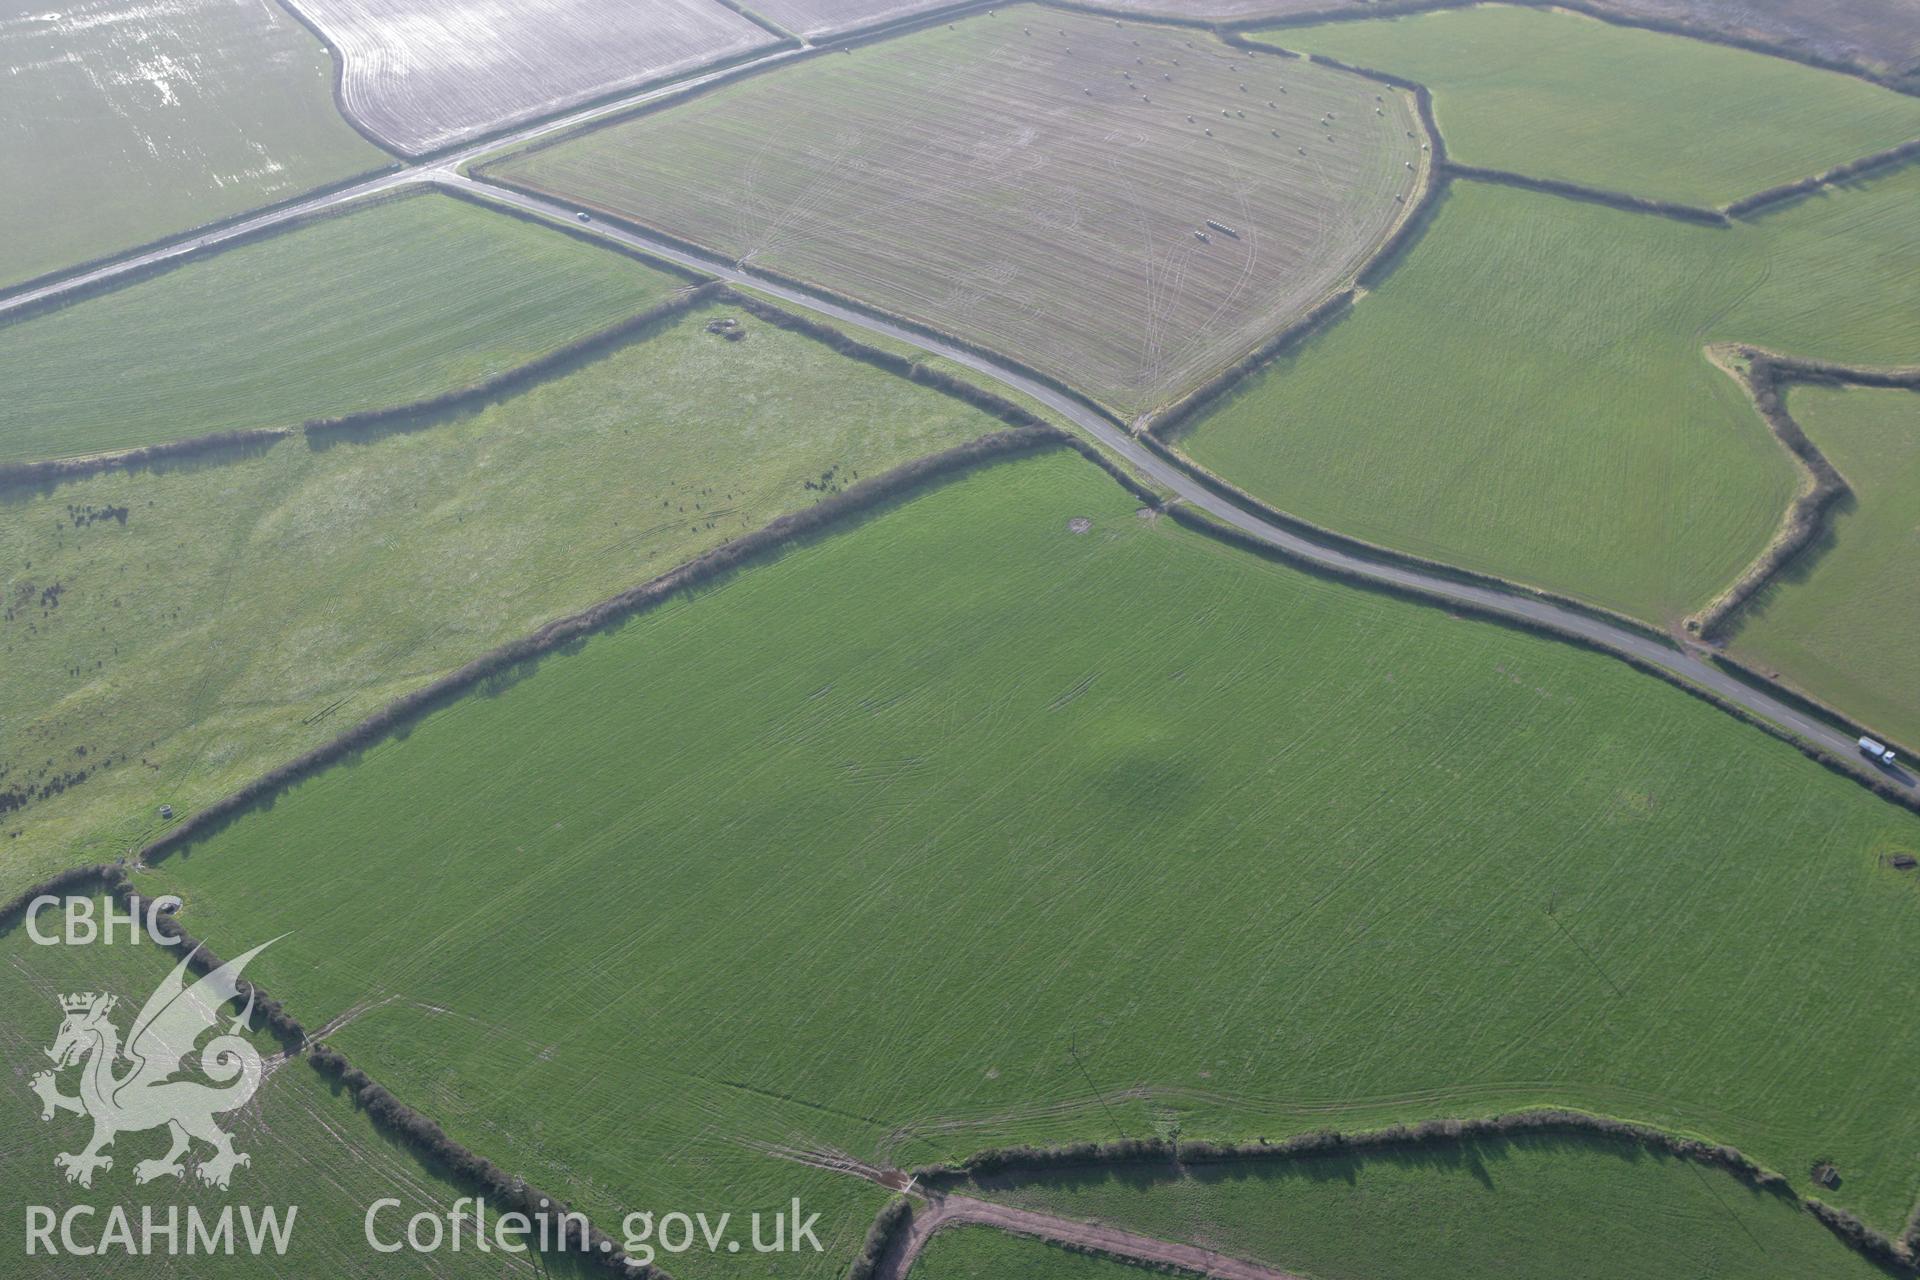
[30,941,276,1190]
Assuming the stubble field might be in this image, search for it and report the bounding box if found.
[496,6,1422,420]
[132,449,1920,1280]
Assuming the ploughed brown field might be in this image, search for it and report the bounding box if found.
[495,5,1423,419]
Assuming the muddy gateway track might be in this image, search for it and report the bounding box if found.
[772,1150,1307,1279]
[879,1193,1309,1280]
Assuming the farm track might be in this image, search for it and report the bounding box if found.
[443,172,1920,810]
[881,1193,1310,1280]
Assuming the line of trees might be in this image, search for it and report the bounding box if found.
[1728,140,1920,217]
[0,428,288,493]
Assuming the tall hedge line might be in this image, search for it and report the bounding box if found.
[306,1044,654,1274]
[1687,350,1853,639]
[300,282,724,443]
[1728,138,1920,218]
[0,863,124,933]
[137,426,1070,867]
[1145,290,1354,442]
[843,1196,914,1280]
[0,428,289,493]
[910,1111,1918,1272]
[0,282,723,493]
[1439,162,1730,225]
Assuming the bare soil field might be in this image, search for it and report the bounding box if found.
[285,0,781,155]
[496,5,1422,419]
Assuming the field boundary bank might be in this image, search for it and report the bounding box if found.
[1271,44,1920,220]
[1729,138,1920,217]
[887,1112,1919,1276]
[1164,499,1920,814]
[0,161,402,316]
[0,273,718,491]
[1187,0,1920,98]
[1438,161,1728,224]
[1140,64,1447,436]
[1688,350,1920,641]
[131,427,1067,868]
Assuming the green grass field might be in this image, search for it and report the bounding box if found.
[911,1227,1164,1279]
[0,193,682,464]
[1726,385,1920,747]
[1174,164,1920,625]
[984,1134,1891,1280]
[496,5,1422,419]
[0,900,521,1277]
[0,299,1001,892]
[0,0,386,292]
[1262,5,1920,207]
[127,449,1920,1278]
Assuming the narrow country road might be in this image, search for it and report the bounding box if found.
[877,1192,1310,1280]
[0,43,807,319]
[444,172,1918,806]
[2,74,1910,803]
